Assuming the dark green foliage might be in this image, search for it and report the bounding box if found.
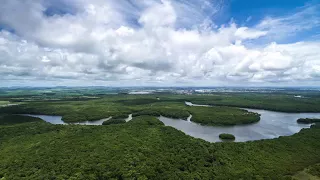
[111,114,130,119]
[0,115,320,179]
[0,96,190,123]
[116,98,184,106]
[311,123,320,128]
[1,89,320,179]
[0,100,132,123]
[188,106,260,126]
[0,114,42,125]
[116,98,160,105]
[155,108,190,119]
[2,87,320,113]
[188,93,320,113]
[128,116,165,126]
[132,108,190,119]
[1,93,319,125]
[0,117,214,180]
[219,133,235,140]
[307,163,320,177]
[297,118,320,124]
[212,125,320,179]
[102,119,126,125]
[0,121,64,142]
[132,109,161,117]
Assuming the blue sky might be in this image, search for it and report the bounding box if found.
[228,0,309,22]
[0,0,319,87]
[217,0,320,43]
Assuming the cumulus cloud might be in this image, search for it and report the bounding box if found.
[0,0,319,86]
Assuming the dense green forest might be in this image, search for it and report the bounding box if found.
[188,93,320,113]
[187,106,260,126]
[0,115,320,179]
[219,133,236,140]
[0,114,42,125]
[297,118,320,124]
[102,119,126,125]
[1,90,320,179]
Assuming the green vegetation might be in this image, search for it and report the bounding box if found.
[211,125,320,179]
[132,109,161,117]
[0,115,320,179]
[187,93,320,113]
[2,88,320,113]
[308,164,320,177]
[312,123,320,128]
[1,88,320,125]
[293,163,320,180]
[0,101,10,105]
[132,108,190,119]
[297,118,320,124]
[187,106,260,126]
[102,119,126,125]
[128,115,164,126]
[219,133,235,140]
[0,97,133,123]
[0,95,261,126]
[0,116,214,179]
[0,114,42,125]
[112,114,130,119]
[1,88,320,178]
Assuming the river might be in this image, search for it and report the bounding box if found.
[22,102,320,142]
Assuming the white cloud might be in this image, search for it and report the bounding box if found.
[0,0,319,86]
[235,27,267,40]
[256,4,320,41]
[139,0,176,28]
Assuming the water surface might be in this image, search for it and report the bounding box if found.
[22,114,111,125]
[125,114,133,122]
[158,102,320,142]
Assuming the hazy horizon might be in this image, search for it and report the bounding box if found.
[1,85,320,89]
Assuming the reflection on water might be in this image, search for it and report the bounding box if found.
[23,114,65,124]
[22,114,111,125]
[73,117,112,125]
[125,114,133,122]
[157,102,320,142]
[185,102,210,107]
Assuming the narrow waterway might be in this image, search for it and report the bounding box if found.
[22,114,111,125]
[125,114,133,122]
[23,113,133,125]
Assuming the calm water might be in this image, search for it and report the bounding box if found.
[23,103,320,142]
[22,114,111,125]
[157,102,320,142]
[125,114,133,122]
[23,114,133,125]
[23,114,65,124]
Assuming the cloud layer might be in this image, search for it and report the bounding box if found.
[0,0,319,86]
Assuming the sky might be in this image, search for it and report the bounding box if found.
[0,0,320,87]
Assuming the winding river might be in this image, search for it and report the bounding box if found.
[23,114,133,125]
[23,102,320,142]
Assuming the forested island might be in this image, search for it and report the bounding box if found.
[219,133,236,140]
[297,118,320,124]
